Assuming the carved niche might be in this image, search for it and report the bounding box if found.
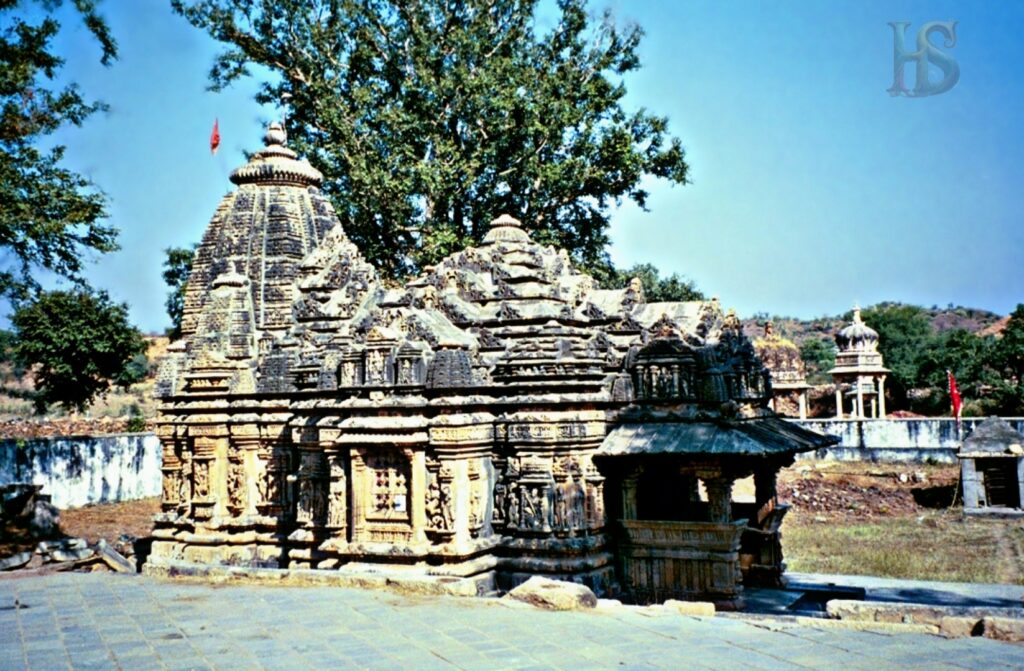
[425,459,455,538]
[295,450,328,527]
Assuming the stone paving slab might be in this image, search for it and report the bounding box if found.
[0,573,1022,671]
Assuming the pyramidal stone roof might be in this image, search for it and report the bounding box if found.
[157,124,775,411]
[180,124,341,340]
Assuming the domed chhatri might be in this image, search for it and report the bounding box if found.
[150,124,836,609]
[753,322,810,419]
[829,306,890,419]
[834,306,879,352]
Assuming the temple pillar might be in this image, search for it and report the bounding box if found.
[835,387,843,419]
[621,468,641,520]
[855,376,865,418]
[878,376,887,418]
[705,477,733,524]
[410,449,427,543]
[798,391,807,420]
[870,396,878,419]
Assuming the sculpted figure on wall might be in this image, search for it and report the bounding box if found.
[228,460,245,511]
[327,459,347,529]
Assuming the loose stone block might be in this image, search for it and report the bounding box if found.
[505,576,598,610]
[663,599,716,617]
[982,616,1024,642]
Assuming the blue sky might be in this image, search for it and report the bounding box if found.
[38,0,1024,333]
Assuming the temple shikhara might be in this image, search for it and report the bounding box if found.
[149,124,835,608]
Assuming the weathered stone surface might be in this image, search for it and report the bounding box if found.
[939,616,983,638]
[794,616,939,635]
[28,499,60,537]
[51,547,94,563]
[664,599,716,617]
[0,552,32,571]
[982,616,1024,642]
[827,599,1024,640]
[505,576,598,611]
[96,539,136,574]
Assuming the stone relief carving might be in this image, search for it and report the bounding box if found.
[326,458,347,529]
[228,460,245,511]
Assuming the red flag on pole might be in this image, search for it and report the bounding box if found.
[210,118,221,155]
[947,370,963,428]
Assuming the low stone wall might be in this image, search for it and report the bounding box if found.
[789,418,1024,463]
[0,433,161,509]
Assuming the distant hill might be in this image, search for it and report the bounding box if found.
[742,304,1005,348]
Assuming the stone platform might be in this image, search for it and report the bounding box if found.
[1,572,1022,670]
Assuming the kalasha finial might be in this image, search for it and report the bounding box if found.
[482,213,530,244]
[852,303,862,323]
[264,121,287,147]
[229,121,322,187]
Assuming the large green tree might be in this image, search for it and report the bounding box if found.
[173,0,690,280]
[612,262,703,303]
[163,245,197,340]
[913,328,998,416]
[988,304,1024,415]
[858,303,935,410]
[11,289,148,413]
[799,337,836,385]
[0,0,119,301]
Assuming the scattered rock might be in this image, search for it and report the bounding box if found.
[982,616,1024,642]
[0,552,32,571]
[663,599,715,617]
[52,548,94,563]
[504,576,597,611]
[28,500,60,537]
[939,616,983,638]
[96,539,135,574]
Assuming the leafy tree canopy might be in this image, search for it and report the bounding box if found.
[856,303,934,407]
[799,337,835,385]
[610,262,703,302]
[173,0,690,280]
[163,245,197,340]
[11,288,147,413]
[0,0,119,301]
[988,303,1024,415]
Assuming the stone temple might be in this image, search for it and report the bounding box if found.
[150,124,835,608]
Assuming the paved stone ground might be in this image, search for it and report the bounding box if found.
[1,573,1022,671]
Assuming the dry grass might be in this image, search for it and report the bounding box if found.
[784,508,1024,585]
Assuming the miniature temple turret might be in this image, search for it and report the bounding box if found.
[150,124,836,608]
[754,322,811,419]
[829,306,890,418]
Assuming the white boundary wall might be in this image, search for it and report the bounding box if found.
[0,433,161,508]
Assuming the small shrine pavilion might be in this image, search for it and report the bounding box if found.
[829,307,889,419]
[959,418,1024,514]
[149,124,836,608]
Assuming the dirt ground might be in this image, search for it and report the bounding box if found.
[778,461,961,520]
[58,497,161,546]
